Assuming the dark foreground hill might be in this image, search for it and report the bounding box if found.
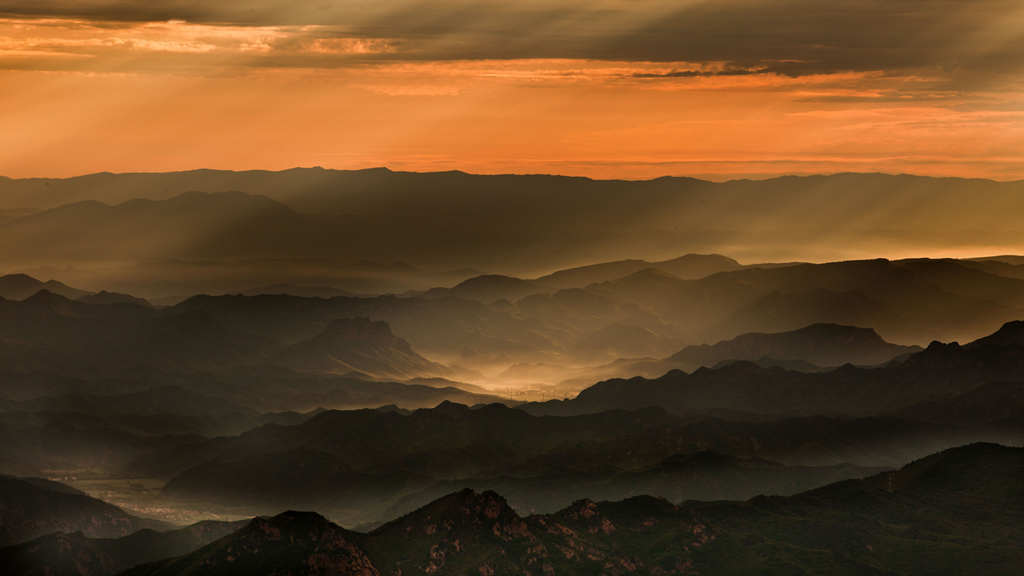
[122,512,378,576]
[116,443,1024,576]
[0,520,244,576]
[0,475,167,547]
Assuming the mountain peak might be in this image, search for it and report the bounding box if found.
[670,323,918,369]
[969,320,1024,349]
[134,510,377,575]
[247,510,334,534]
[277,317,446,380]
[376,488,520,535]
[23,289,73,307]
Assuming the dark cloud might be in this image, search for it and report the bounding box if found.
[0,0,1021,86]
[632,67,764,79]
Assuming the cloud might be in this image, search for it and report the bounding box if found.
[632,66,766,79]
[0,0,1019,90]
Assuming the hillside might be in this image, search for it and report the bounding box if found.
[668,323,921,369]
[119,444,1024,576]
[0,476,166,547]
[0,520,243,576]
[0,274,90,301]
[530,320,1024,418]
[277,318,449,379]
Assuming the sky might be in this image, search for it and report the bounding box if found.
[1,1,1023,180]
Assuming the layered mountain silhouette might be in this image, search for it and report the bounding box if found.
[4,170,1024,301]
[12,443,1016,576]
[529,320,1024,418]
[0,476,166,547]
[3,169,1024,268]
[0,292,463,390]
[0,274,89,301]
[2,257,1023,379]
[574,322,921,386]
[133,395,1017,527]
[443,253,741,303]
[122,512,377,576]
[277,318,449,380]
[667,323,921,369]
[0,520,244,576]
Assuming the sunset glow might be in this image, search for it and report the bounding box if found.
[1,1,1022,180]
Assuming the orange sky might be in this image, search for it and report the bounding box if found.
[1,4,1023,180]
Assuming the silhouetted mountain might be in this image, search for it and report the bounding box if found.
[123,511,377,576]
[0,520,244,576]
[581,322,920,385]
[668,323,920,369]
[376,452,883,520]
[131,398,1018,528]
[588,257,1024,345]
[445,253,741,303]
[3,169,1024,267]
[5,170,1024,301]
[0,192,312,261]
[77,291,151,307]
[0,293,465,387]
[0,274,89,301]
[3,258,1022,383]
[530,320,1024,418]
[0,476,166,547]
[0,378,507,479]
[277,318,449,380]
[448,274,539,303]
[116,444,1024,576]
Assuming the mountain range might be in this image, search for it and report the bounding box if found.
[529,320,1024,418]
[3,169,1024,298]
[4,443,1016,576]
[4,255,1024,394]
[0,475,167,547]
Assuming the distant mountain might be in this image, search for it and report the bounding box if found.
[529,320,1024,418]
[376,452,883,520]
[0,293,463,387]
[447,274,539,303]
[114,444,1024,576]
[0,520,243,576]
[123,511,377,576]
[3,258,1023,378]
[0,379,506,479]
[585,322,920,384]
[0,192,314,261]
[536,253,742,290]
[76,291,151,307]
[277,318,450,380]
[668,323,920,370]
[587,257,1024,345]
[5,169,1024,301]
[137,399,1016,527]
[0,274,89,301]
[3,169,1024,271]
[444,253,740,304]
[0,476,166,547]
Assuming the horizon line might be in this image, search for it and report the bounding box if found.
[2,166,1022,186]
